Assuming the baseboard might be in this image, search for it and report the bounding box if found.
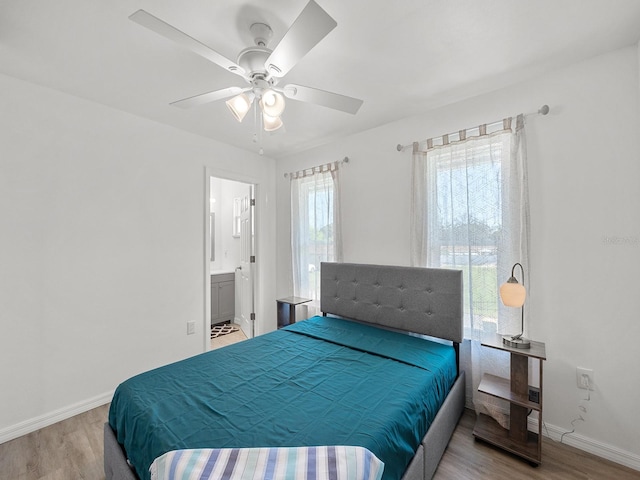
[528,417,640,472]
[0,391,113,445]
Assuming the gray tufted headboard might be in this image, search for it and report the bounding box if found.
[320,262,463,344]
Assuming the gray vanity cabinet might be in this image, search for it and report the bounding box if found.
[211,273,235,325]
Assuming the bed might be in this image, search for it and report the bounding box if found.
[104,262,465,480]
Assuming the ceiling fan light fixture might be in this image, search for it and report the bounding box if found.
[130,2,364,143]
[226,93,253,122]
[260,89,286,117]
[262,112,283,132]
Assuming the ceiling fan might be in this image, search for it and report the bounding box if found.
[129,0,363,133]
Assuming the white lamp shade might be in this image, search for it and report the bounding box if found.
[262,112,283,132]
[499,281,526,307]
[260,90,285,117]
[225,93,253,122]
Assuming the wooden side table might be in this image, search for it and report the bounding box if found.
[276,296,312,328]
[473,335,547,465]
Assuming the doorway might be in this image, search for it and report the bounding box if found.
[208,176,256,341]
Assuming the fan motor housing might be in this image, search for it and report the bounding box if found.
[237,46,272,81]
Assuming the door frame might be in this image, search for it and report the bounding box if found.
[204,167,260,351]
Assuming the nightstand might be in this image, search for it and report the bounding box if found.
[472,335,547,465]
[276,296,312,328]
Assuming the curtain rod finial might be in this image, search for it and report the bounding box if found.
[396,144,404,152]
[539,105,550,115]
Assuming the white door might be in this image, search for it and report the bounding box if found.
[237,186,255,338]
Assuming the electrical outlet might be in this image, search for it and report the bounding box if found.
[187,321,196,335]
[528,386,540,404]
[576,367,594,390]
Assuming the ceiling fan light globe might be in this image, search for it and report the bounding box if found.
[226,93,253,122]
[263,112,283,132]
[260,90,286,117]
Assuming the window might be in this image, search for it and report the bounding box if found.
[411,116,529,423]
[232,197,241,238]
[411,118,529,339]
[290,165,342,304]
[430,138,505,336]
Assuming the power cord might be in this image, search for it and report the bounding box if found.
[560,416,585,443]
[559,375,591,444]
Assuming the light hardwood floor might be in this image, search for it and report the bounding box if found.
[2,329,638,480]
[0,403,108,480]
[434,410,639,480]
[3,407,638,480]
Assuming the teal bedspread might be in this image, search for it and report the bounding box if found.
[108,316,456,480]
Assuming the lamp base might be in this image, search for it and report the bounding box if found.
[502,335,531,349]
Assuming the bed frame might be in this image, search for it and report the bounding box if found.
[320,263,464,480]
[104,262,464,480]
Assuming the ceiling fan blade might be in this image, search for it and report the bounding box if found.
[264,0,337,78]
[170,87,244,109]
[129,10,246,78]
[283,84,363,114]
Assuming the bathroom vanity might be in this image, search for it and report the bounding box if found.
[211,272,235,325]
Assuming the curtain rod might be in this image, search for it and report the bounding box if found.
[395,104,549,153]
[284,157,349,178]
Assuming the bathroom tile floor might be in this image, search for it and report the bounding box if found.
[210,324,247,350]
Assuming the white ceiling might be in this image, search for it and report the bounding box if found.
[2,0,640,158]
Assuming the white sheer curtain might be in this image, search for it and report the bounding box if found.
[290,163,343,314]
[411,115,530,426]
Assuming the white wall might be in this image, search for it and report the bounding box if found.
[0,73,276,439]
[276,45,640,467]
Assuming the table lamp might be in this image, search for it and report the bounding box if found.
[499,262,530,349]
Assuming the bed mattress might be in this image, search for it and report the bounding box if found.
[108,315,457,480]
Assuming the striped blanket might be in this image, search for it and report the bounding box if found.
[150,446,384,480]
